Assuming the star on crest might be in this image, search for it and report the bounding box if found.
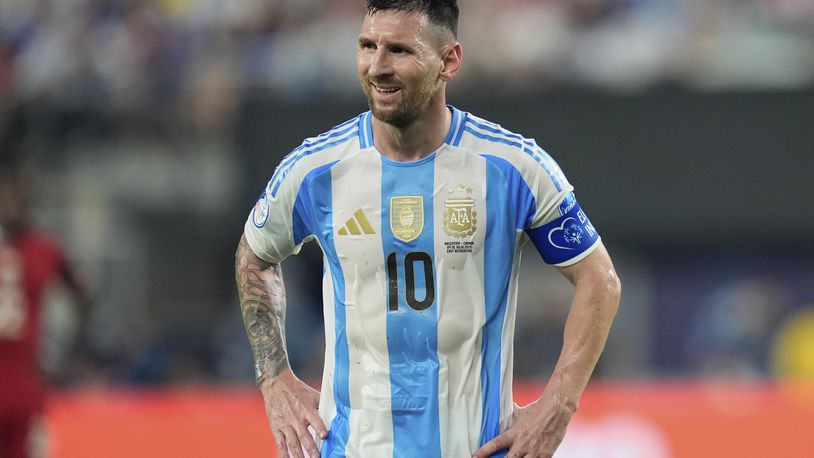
[449,184,474,195]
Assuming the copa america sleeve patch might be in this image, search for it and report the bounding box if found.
[527,198,600,265]
[253,192,270,228]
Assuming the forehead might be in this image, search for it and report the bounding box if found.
[359,9,431,43]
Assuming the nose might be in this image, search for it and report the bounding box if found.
[368,48,393,79]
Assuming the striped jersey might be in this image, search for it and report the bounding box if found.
[244,106,600,458]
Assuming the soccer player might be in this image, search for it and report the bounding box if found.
[235,1,621,457]
[0,157,91,458]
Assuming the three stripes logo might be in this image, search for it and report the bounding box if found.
[338,209,376,236]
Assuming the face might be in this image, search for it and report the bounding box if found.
[357,10,448,127]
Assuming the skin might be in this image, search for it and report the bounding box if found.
[235,235,327,458]
[356,10,462,162]
[472,244,620,458]
[236,8,620,458]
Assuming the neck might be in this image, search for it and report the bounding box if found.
[372,98,451,162]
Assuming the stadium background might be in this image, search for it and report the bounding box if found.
[1,0,813,456]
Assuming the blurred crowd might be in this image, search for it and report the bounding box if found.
[1,0,813,114]
[1,0,814,387]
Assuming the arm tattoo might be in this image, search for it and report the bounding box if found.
[235,235,289,385]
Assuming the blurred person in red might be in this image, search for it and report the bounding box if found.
[0,152,90,458]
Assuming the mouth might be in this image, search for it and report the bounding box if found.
[371,84,401,97]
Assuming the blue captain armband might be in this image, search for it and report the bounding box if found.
[527,197,600,266]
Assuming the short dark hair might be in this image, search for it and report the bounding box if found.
[366,0,459,38]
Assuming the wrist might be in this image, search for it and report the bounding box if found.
[255,360,290,388]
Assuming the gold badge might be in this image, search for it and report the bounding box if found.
[390,196,424,242]
[444,184,477,238]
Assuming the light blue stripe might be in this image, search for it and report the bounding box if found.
[466,117,523,143]
[534,145,566,187]
[453,111,468,146]
[271,124,357,183]
[358,112,369,148]
[481,155,536,229]
[479,161,515,456]
[275,118,359,174]
[365,112,374,148]
[462,119,564,193]
[463,126,524,149]
[444,106,461,145]
[270,130,358,197]
[380,159,441,458]
[268,120,359,192]
[302,162,352,458]
[524,140,563,192]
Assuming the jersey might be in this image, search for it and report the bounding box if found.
[0,230,66,458]
[244,106,601,458]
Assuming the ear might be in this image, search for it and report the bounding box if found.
[439,42,462,82]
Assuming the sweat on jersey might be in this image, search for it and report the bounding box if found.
[243,106,600,458]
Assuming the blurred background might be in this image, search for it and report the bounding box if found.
[1,0,813,456]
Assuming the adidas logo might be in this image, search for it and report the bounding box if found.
[338,209,376,236]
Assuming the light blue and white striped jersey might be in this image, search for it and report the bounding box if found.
[244,106,600,458]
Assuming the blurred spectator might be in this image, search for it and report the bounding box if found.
[772,305,814,380]
[685,279,791,378]
[0,0,811,110]
[0,150,92,457]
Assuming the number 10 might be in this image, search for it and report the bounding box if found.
[386,251,435,312]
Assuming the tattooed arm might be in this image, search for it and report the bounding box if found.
[235,234,327,458]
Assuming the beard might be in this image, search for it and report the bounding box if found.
[361,73,440,128]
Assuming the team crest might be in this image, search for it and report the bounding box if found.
[444,184,477,238]
[390,196,424,242]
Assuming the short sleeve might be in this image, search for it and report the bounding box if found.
[520,144,601,267]
[243,170,309,264]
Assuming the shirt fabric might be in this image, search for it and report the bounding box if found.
[244,106,600,458]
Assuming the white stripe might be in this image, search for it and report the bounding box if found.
[332,150,393,457]
[277,116,360,171]
[434,147,487,457]
[464,121,525,146]
[248,144,353,263]
[318,246,337,450]
[270,128,359,193]
[499,231,525,433]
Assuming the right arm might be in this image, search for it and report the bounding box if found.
[235,234,327,458]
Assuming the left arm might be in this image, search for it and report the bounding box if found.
[473,242,620,458]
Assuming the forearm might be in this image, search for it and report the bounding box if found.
[235,234,290,385]
[546,265,620,410]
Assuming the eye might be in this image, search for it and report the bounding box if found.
[359,40,376,50]
[389,46,407,54]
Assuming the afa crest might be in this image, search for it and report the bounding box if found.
[443,184,477,238]
[390,196,424,242]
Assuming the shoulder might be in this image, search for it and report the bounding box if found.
[266,113,367,198]
[453,111,529,151]
[453,110,567,192]
[453,111,542,170]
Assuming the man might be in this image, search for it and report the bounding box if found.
[235,1,620,457]
[0,157,91,458]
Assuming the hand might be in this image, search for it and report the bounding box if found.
[259,369,328,458]
[472,398,575,458]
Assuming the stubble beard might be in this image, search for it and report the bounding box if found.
[363,74,441,128]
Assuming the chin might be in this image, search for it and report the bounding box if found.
[371,109,414,128]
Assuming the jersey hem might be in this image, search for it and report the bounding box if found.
[243,220,285,264]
